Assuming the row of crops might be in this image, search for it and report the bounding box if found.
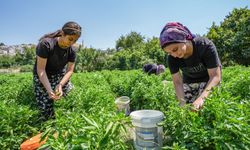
[0,66,249,149]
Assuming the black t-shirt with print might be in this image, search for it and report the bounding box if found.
[168,36,221,83]
[33,38,76,75]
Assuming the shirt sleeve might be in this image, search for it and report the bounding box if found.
[36,39,50,58]
[168,55,179,74]
[68,47,76,62]
[202,40,221,69]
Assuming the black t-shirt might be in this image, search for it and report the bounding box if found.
[168,36,221,83]
[33,38,76,75]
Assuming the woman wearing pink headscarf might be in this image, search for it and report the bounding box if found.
[159,22,221,110]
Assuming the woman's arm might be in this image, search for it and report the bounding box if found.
[37,56,53,93]
[37,56,59,100]
[59,62,75,86]
[172,72,186,106]
[55,62,75,96]
[193,66,221,109]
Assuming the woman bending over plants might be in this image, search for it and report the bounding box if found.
[159,22,221,110]
[143,63,166,75]
[33,21,81,121]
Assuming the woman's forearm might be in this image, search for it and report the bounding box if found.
[58,71,73,86]
[199,67,221,99]
[174,82,185,102]
[199,75,221,99]
[37,69,53,93]
[59,62,75,86]
[172,72,185,103]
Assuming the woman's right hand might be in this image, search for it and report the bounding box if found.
[179,98,186,107]
[48,91,60,100]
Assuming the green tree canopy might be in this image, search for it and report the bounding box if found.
[207,7,250,66]
[115,31,145,51]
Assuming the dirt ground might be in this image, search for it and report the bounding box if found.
[0,68,20,73]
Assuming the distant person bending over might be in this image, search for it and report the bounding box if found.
[33,21,82,121]
[143,64,166,75]
[159,22,221,109]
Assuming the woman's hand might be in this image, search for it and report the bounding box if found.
[48,91,61,100]
[55,83,64,97]
[179,98,186,107]
[192,97,204,110]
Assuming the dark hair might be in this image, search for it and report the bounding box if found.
[39,21,82,41]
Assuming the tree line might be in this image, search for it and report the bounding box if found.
[0,7,249,71]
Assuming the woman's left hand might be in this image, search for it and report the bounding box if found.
[192,97,204,110]
[55,84,63,97]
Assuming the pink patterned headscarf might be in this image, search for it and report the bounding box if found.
[159,22,195,48]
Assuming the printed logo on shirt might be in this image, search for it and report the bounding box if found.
[181,63,206,73]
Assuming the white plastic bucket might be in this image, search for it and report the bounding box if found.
[115,96,130,116]
[130,110,164,150]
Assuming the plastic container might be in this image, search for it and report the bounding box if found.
[115,96,130,116]
[130,110,164,150]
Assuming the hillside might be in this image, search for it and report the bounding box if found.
[0,44,35,56]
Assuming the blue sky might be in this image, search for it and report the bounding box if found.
[0,0,249,49]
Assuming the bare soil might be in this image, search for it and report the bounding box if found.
[0,68,20,73]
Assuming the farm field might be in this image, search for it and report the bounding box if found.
[0,66,249,150]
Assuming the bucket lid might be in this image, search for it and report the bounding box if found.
[115,96,130,105]
[130,110,164,122]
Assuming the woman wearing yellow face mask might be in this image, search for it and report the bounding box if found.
[33,21,82,121]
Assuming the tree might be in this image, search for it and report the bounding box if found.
[23,46,36,65]
[14,46,36,66]
[115,32,145,51]
[207,7,250,66]
[144,37,166,65]
[0,55,15,68]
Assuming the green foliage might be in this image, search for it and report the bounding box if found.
[221,66,250,100]
[207,7,250,66]
[75,47,97,72]
[0,55,16,68]
[144,37,166,65]
[0,66,249,149]
[20,65,33,72]
[0,73,41,149]
[14,46,36,66]
[76,47,110,72]
[105,35,166,70]
[115,32,145,51]
[0,46,36,69]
